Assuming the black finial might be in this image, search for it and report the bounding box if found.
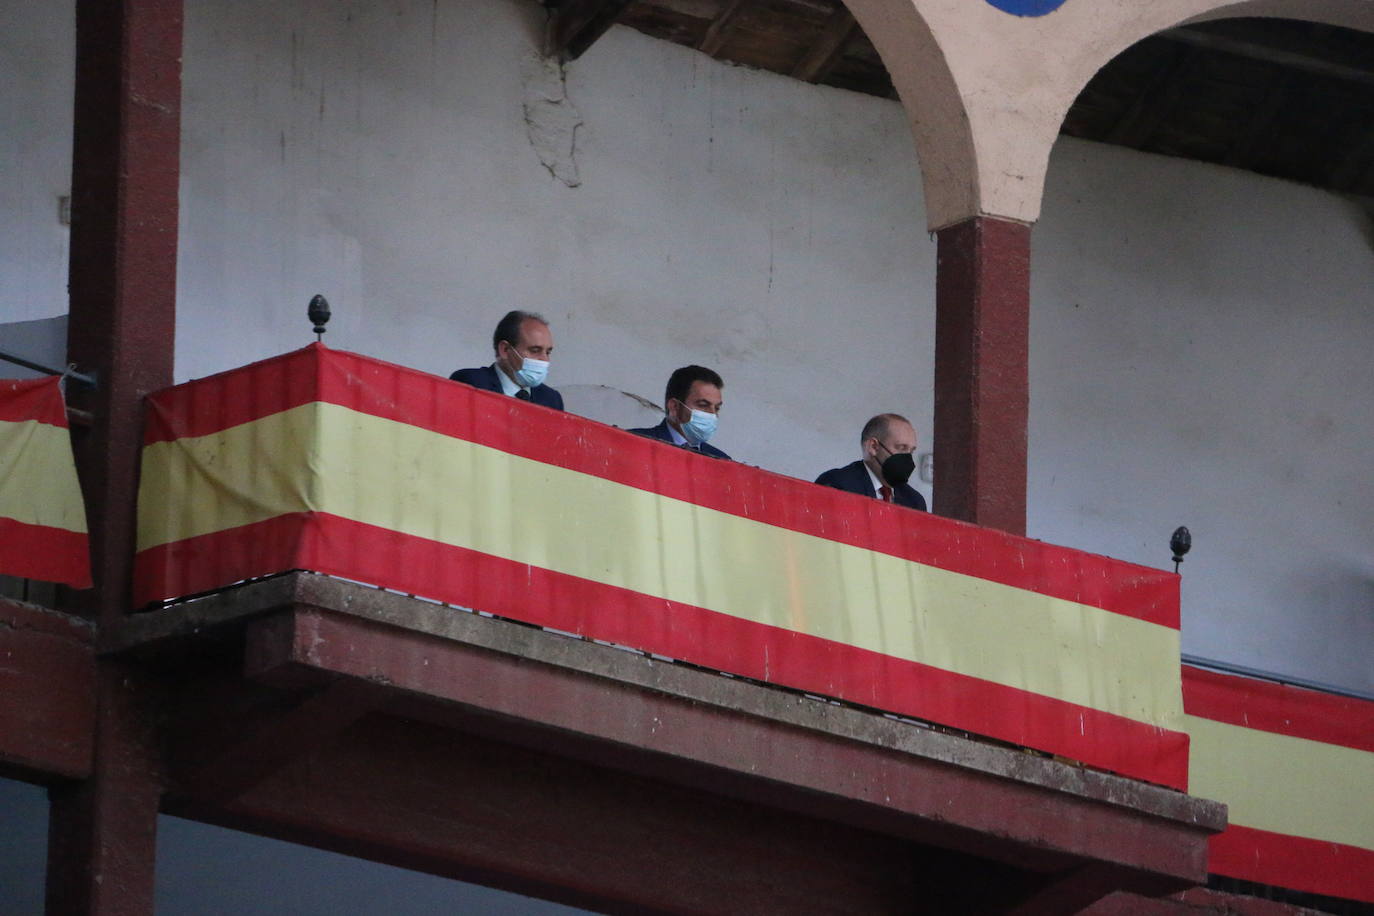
[308,294,331,342]
[1170,526,1191,574]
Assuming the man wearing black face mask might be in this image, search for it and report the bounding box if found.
[814,413,928,511]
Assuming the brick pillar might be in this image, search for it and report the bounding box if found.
[48,0,184,911]
[933,216,1031,536]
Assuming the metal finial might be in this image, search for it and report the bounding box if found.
[308,294,331,342]
[1170,526,1191,574]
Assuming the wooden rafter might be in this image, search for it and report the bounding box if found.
[1222,70,1293,168]
[547,0,638,62]
[698,0,750,58]
[1106,44,1201,148]
[1163,25,1374,89]
[791,5,857,83]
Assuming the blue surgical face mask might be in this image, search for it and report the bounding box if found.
[680,406,717,446]
[512,355,549,389]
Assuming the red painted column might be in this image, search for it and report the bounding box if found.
[49,1,183,912]
[46,664,165,916]
[64,0,182,625]
[933,216,1031,536]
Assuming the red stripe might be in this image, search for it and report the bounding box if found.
[0,376,68,427]
[143,346,1179,628]
[134,513,1189,789]
[0,518,92,588]
[1183,665,1374,754]
[1210,824,1374,904]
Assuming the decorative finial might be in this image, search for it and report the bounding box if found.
[1170,526,1191,574]
[308,294,331,342]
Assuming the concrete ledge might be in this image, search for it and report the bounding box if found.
[115,572,1224,835]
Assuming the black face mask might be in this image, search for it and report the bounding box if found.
[880,452,916,487]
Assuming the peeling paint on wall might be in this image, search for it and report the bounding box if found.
[521,54,582,188]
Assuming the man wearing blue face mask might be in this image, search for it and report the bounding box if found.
[450,310,564,410]
[628,365,731,460]
[815,413,927,510]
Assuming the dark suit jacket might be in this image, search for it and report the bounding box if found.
[450,365,564,411]
[627,419,731,460]
[815,460,927,511]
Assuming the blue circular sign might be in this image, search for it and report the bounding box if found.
[983,0,1068,16]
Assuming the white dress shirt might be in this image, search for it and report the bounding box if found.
[492,363,529,398]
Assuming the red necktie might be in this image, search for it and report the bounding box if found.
[878,485,893,503]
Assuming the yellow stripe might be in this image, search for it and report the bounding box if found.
[0,418,88,534]
[1186,714,1374,851]
[139,403,1183,726]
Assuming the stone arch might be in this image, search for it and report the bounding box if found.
[861,0,1374,229]
[839,0,975,233]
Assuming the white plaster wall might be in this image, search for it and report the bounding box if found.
[0,1,73,324]
[174,0,936,492]
[1033,142,1374,692]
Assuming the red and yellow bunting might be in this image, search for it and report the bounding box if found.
[0,376,91,588]
[135,345,1188,788]
[1184,666,1374,903]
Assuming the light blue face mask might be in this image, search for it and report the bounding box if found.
[512,355,549,389]
[681,407,717,446]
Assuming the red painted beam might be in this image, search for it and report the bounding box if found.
[171,713,929,915]
[65,0,182,625]
[933,216,1031,535]
[0,600,95,782]
[244,607,1213,891]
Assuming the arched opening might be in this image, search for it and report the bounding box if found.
[1034,18,1374,906]
[1062,18,1374,196]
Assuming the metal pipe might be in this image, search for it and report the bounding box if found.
[0,347,97,388]
[1182,653,1374,702]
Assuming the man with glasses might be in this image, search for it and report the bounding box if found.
[815,413,926,510]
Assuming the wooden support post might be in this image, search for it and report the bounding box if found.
[933,216,1031,535]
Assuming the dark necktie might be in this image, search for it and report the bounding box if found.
[515,389,531,401]
[878,485,893,503]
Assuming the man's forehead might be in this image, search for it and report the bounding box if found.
[884,421,915,441]
[518,319,552,344]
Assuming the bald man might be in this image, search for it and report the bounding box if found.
[815,413,927,510]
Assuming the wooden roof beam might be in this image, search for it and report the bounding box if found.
[792,5,857,83]
[1106,44,1201,148]
[698,0,750,58]
[1162,25,1374,88]
[547,0,637,62]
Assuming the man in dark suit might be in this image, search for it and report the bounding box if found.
[815,413,926,510]
[628,365,731,460]
[450,310,564,410]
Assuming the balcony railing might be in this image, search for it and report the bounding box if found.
[133,343,1189,789]
[6,342,1370,905]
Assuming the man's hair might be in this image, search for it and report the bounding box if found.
[665,365,724,406]
[861,413,910,444]
[492,310,549,354]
